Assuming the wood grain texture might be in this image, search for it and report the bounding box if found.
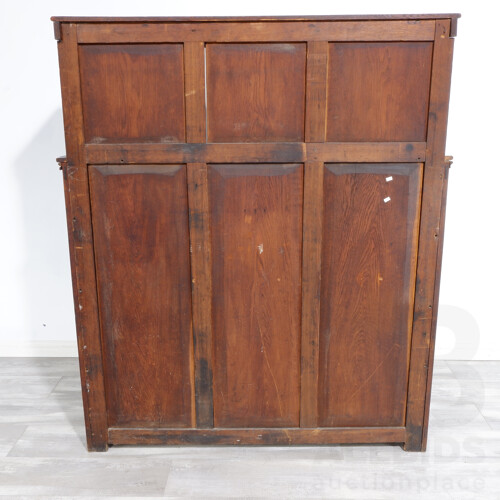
[326,42,433,142]
[422,159,451,449]
[53,14,460,22]
[184,42,206,143]
[206,44,306,142]
[300,162,324,427]
[108,426,406,445]
[89,165,194,427]
[318,163,423,427]
[57,23,108,451]
[210,164,303,427]
[79,44,185,143]
[305,42,329,142]
[76,21,436,43]
[187,163,214,428]
[85,142,426,165]
[405,20,455,451]
[53,16,457,451]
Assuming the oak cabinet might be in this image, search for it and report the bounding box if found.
[53,14,458,451]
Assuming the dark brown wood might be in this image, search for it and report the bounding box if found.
[327,42,433,142]
[52,14,460,23]
[300,162,324,427]
[206,43,306,142]
[76,21,436,43]
[53,20,61,41]
[57,23,108,451]
[184,42,206,143]
[405,19,455,452]
[305,42,328,143]
[209,164,303,427]
[422,158,451,449]
[85,142,426,165]
[79,44,185,143]
[54,15,457,451]
[318,163,423,427]
[89,165,194,427]
[108,426,406,445]
[187,163,214,428]
[56,156,67,169]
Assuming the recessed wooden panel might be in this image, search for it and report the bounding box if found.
[318,163,423,427]
[89,165,193,427]
[206,44,306,142]
[326,42,433,142]
[209,164,303,427]
[79,44,185,143]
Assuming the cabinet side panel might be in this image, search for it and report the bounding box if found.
[318,163,422,427]
[210,164,303,427]
[89,165,194,427]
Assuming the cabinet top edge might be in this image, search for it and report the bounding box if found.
[50,13,461,23]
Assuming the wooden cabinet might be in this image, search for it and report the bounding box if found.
[53,14,459,451]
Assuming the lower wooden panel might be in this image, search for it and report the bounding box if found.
[89,165,194,428]
[318,163,423,427]
[108,426,406,445]
[209,164,303,428]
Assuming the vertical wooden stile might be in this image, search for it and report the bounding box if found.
[57,23,108,451]
[300,40,329,426]
[305,41,329,143]
[422,158,451,448]
[300,161,324,427]
[184,41,207,143]
[187,163,214,428]
[405,19,454,451]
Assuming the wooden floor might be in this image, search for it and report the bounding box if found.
[0,358,499,498]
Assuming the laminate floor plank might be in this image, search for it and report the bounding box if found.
[0,358,498,498]
[0,424,27,458]
[447,360,500,381]
[0,376,60,398]
[0,358,78,377]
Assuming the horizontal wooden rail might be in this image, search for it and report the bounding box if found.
[85,142,426,165]
[108,426,406,445]
[77,21,435,43]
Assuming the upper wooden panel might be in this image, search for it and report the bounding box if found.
[89,164,193,427]
[326,42,433,142]
[318,163,423,427]
[209,164,303,427]
[79,44,185,143]
[206,43,306,143]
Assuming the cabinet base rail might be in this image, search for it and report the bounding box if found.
[107,426,407,447]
